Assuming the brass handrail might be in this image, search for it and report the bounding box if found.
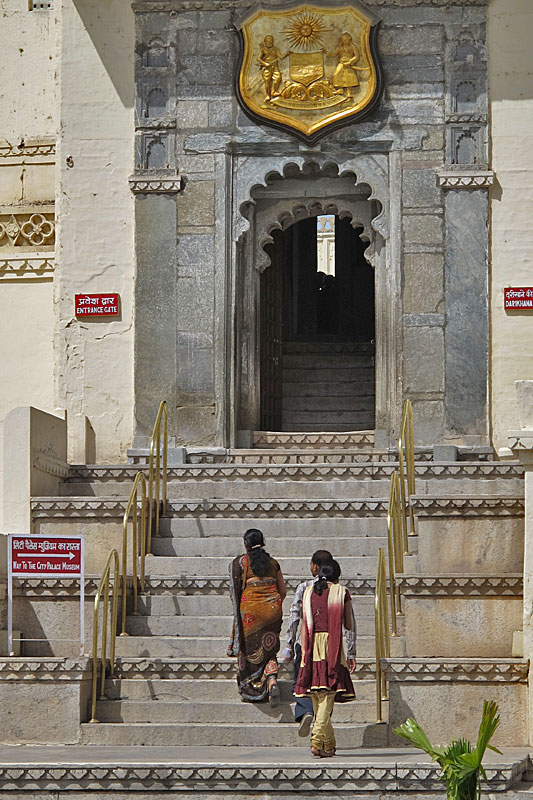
[147,400,168,552]
[89,549,120,723]
[398,398,416,549]
[374,547,390,724]
[120,471,148,635]
[387,471,404,633]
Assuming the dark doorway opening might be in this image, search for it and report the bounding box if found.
[260,216,375,432]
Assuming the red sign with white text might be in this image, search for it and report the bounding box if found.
[504,287,533,310]
[75,293,120,318]
[10,535,83,578]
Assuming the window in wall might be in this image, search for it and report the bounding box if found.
[316,215,335,277]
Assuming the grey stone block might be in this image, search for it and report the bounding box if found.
[403,252,444,314]
[177,234,215,266]
[379,24,444,56]
[444,190,489,440]
[177,100,209,129]
[404,327,445,394]
[177,270,214,333]
[177,180,215,227]
[402,167,441,207]
[410,399,445,445]
[403,213,443,247]
[403,313,445,327]
[177,332,214,395]
[209,99,233,128]
[433,444,458,462]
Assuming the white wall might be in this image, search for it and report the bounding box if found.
[488,0,533,454]
[0,1,57,527]
[56,0,135,463]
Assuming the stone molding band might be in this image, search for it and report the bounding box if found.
[133,0,489,9]
[67,461,524,482]
[0,255,55,278]
[128,174,183,194]
[31,496,524,519]
[0,762,520,793]
[437,169,495,190]
[383,659,528,683]
[397,575,523,596]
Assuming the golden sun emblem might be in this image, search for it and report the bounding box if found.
[283,12,329,50]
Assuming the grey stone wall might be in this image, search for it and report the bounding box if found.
[131,0,490,447]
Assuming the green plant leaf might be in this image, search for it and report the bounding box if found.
[393,718,440,760]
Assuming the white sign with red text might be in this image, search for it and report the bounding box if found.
[8,534,85,656]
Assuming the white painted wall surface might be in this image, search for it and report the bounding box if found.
[56,0,135,463]
[0,1,57,527]
[489,0,533,454]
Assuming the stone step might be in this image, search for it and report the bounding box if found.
[150,536,389,558]
[283,341,374,354]
[104,677,377,703]
[159,517,387,537]
[281,412,375,428]
[252,431,374,449]
[94,698,377,724]
[125,614,377,637]
[133,593,377,615]
[282,381,375,397]
[143,554,414,577]
[114,635,405,660]
[282,396,375,412]
[80,720,389,747]
[283,354,374,369]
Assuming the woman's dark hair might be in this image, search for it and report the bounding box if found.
[244,528,271,577]
[314,559,341,595]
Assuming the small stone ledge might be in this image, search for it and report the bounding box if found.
[128,174,183,194]
[132,0,489,10]
[383,658,528,683]
[397,575,523,597]
[11,577,132,597]
[0,657,90,681]
[412,495,524,517]
[437,168,495,190]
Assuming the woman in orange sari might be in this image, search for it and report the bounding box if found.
[228,529,287,706]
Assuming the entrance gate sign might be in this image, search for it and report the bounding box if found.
[7,534,85,656]
[504,287,533,309]
[75,293,120,317]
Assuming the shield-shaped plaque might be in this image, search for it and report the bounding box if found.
[235,0,382,143]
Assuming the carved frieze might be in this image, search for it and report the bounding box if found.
[397,575,523,597]
[437,168,494,190]
[0,208,55,250]
[129,174,183,193]
[383,658,528,683]
[0,255,54,279]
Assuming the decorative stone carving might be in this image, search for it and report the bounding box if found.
[508,431,533,453]
[383,658,528,683]
[31,497,390,518]
[0,140,55,159]
[133,0,489,9]
[0,658,90,680]
[32,452,69,479]
[0,210,55,249]
[142,575,376,594]
[0,255,54,279]
[413,495,524,516]
[397,575,523,597]
[437,168,494,189]
[128,175,183,193]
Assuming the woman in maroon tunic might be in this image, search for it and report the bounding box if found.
[294,560,356,757]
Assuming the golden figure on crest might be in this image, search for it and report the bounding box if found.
[236,2,382,142]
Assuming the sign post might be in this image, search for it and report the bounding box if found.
[8,534,85,657]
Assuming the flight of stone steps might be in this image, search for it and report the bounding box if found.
[281,342,375,431]
[30,430,524,748]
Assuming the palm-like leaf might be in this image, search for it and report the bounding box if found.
[393,702,500,800]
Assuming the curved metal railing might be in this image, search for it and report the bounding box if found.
[374,547,390,724]
[398,398,416,548]
[147,400,168,552]
[89,549,120,723]
[120,471,148,635]
[386,471,404,633]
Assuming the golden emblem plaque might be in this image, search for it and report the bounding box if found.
[235,1,382,142]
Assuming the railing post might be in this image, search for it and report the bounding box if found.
[90,549,120,723]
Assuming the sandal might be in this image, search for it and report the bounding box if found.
[268,679,280,709]
[310,746,322,757]
[321,749,335,758]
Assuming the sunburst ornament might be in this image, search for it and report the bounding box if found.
[283,11,329,51]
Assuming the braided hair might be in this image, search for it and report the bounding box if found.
[243,528,272,577]
[314,559,341,595]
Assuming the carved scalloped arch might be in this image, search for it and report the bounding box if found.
[233,154,390,244]
[255,198,376,273]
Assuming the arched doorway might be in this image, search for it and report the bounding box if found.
[260,215,375,432]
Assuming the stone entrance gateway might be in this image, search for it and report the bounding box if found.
[234,160,397,442]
